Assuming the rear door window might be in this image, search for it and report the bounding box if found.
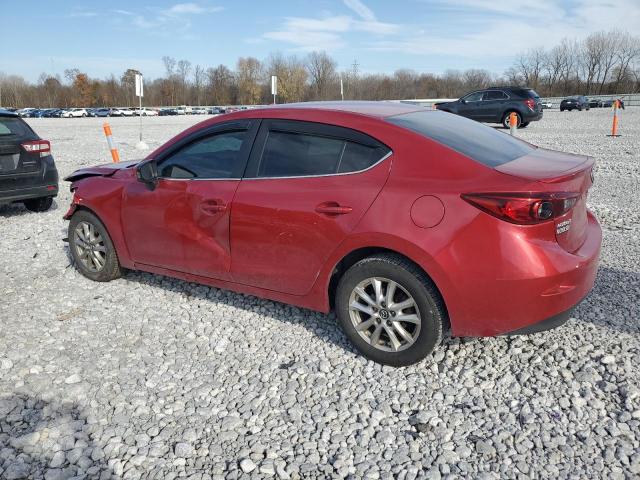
[387,110,534,167]
[483,90,508,101]
[252,121,390,178]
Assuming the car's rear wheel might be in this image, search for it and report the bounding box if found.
[502,111,522,129]
[335,254,445,366]
[23,197,53,212]
[68,210,121,282]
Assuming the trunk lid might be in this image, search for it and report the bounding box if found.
[496,148,594,253]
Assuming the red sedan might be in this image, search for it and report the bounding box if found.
[64,102,601,366]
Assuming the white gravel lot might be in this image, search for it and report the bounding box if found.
[1,109,639,479]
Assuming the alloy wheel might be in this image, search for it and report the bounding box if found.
[74,221,107,272]
[348,277,421,352]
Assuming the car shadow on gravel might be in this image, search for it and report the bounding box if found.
[0,199,59,218]
[0,393,113,478]
[123,269,360,354]
[574,266,640,335]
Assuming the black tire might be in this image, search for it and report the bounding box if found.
[519,122,530,129]
[335,253,446,367]
[502,111,521,129]
[68,210,121,282]
[23,197,53,212]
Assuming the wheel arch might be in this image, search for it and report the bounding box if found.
[326,245,450,330]
[66,196,134,269]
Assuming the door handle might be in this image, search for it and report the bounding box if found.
[315,202,353,215]
[200,199,227,214]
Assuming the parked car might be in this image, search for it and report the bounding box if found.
[192,107,207,115]
[541,101,553,109]
[17,108,36,117]
[63,102,601,366]
[175,106,187,115]
[91,108,111,117]
[133,107,159,116]
[208,107,224,114]
[0,109,58,211]
[43,109,63,118]
[106,108,129,117]
[588,98,603,108]
[435,87,543,129]
[560,96,590,111]
[61,108,88,118]
[159,108,178,116]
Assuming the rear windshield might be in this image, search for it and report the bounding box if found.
[387,110,535,167]
[0,116,32,137]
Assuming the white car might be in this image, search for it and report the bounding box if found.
[175,107,187,115]
[192,107,207,115]
[61,108,88,118]
[133,108,159,116]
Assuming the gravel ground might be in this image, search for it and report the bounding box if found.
[1,109,639,479]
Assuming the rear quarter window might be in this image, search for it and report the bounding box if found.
[0,117,32,137]
[512,88,540,99]
[387,110,535,167]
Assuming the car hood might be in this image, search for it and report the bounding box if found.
[64,160,139,182]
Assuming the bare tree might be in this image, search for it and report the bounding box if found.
[305,51,338,100]
[176,60,191,104]
[236,57,262,105]
[193,65,205,105]
[206,65,235,105]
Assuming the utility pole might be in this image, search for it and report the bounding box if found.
[351,60,359,100]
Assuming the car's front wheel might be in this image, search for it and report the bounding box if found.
[24,197,53,212]
[335,254,445,366]
[68,210,121,282]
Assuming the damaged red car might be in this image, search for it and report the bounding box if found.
[64,102,601,366]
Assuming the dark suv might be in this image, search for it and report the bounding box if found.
[560,96,590,112]
[0,109,58,211]
[435,87,543,129]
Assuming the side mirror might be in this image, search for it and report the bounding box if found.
[137,160,158,190]
[460,99,467,104]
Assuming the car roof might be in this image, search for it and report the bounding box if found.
[0,108,19,117]
[258,101,426,119]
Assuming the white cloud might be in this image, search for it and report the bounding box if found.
[162,3,223,16]
[69,11,98,18]
[367,0,640,60]
[262,2,400,52]
[343,0,376,22]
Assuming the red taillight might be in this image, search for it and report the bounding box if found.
[22,140,51,157]
[524,98,536,111]
[461,193,579,225]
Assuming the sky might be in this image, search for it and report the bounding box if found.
[2,0,639,82]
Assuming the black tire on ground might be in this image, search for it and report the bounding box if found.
[519,122,530,129]
[502,111,521,129]
[335,253,446,367]
[23,197,53,212]
[68,209,122,282]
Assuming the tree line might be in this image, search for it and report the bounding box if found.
[1,30,638,109]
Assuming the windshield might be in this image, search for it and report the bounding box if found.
[387,110,535,167]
